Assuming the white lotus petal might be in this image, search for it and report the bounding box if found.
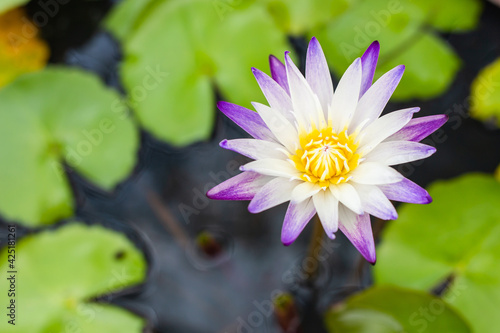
[285,51,325,130]
[281,198,316,245]
[312,189,339,238]
[330,58,362,131]
[240,158,300,179]
[220,139,288,160]
[306,37,334,116]
[351,183,397,220]
[252,67,295,123]
[330,182,363,214]
[339,206,376,264]
[357,107,419,156]
[350,162,403,185]
[252,102,298,152]
[349,65,405,131]
[249,177,300,213]
[363,141,436,165]
[291,181,321,203]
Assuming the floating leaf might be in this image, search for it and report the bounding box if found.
[412,0,482,31]
[312,0,475,100]
[0,0,28,15]
[375,174,500,333]
[0,7,49,88]
[0,67,139,226]
[471,57,500,126]
[374,32,460,100]
[0,223,147,332]
[325,286,471,333]
[106,0,290,146]
[104,0,159,41]
[261,0,352,35]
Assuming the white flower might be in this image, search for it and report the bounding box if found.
[207,38,447,263]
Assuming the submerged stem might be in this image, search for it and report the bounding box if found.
[305,215,325,281]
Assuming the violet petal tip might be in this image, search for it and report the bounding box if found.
[216,100,226,110]
[425,194,433,204]
[206,188,215,199]
[219,139,228,149]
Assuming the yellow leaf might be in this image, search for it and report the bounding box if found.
[0,7,49,88]
[471,57,500,126]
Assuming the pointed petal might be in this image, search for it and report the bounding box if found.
[291,181,321,203]
[217,101,276,141]
[252,102,298,152]
[330,58,362,131]
[312,190,339,239]
[285,51,325,129]
[281,198,316,245]
[339,207,376,264]
[269,55,289,94]
[220,139,288,160]
[386,115,448,143]
[378,178,432,204]
[350,65,405,131]
[248,177,300,213]
[207,172,270,200]
[240,158,300,179]
[364,141,436,166]
[252,67,295,123]
[306,37,334,115]
[350,162,404,185]
[351,183,397,220]
[357,107,420,156]
[360,41,380,98]
[330,182,363,214]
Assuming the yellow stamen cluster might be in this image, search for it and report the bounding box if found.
[290,127,360,188]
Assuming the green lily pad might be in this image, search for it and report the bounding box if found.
[0,0,28,15]
[375,174,500,333]
[325,286,471,333]
[312,0,476,100]
[106,0,289,146]
[261,0,352,35]
[471,57,500,127]
[104,0,160,41]
[0,67,139,226]
[0,223,147,332]
[412,0,482,31]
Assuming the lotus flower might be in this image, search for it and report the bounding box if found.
[207,38,447,263]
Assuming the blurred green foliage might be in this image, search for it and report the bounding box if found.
[259,0,351,34]
[0,0,27,15]
[471,57,500,126]
[375,174,500,333]
[0,223,147,332]
[324,286,471,333]
[106,0,481,147]
[313,0,481,100]
[0,1,494,331]
[0,68,139,226]
[106,0,289,146]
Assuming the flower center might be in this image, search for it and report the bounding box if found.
[290,127,360,187]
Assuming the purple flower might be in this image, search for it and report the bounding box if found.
[207,38,447,264]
